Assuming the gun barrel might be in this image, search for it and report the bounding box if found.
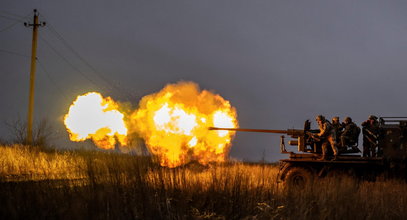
[209,127,288,134]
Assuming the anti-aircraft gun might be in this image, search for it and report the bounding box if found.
[209,120,321,154]
[210,117,407,187]
[210,119,360,156]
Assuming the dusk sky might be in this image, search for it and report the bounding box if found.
[1,0,407,162]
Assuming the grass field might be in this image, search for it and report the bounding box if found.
[0,145,406,219]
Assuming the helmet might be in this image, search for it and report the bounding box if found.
[344,117,352,123]
[332,116,339,121]
[315,115,325,121]
[369,115,378,120]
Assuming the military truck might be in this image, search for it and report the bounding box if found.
[210,117,407,186]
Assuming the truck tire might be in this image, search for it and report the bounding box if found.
[284,167,314,189]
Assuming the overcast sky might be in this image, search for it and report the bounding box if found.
[1,0,407,162]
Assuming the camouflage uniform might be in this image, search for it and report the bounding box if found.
[331,117,343,149]
[361,115,379,157]
[340,117,360,149]
[316,115,338,160]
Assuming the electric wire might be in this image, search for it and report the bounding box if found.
[41,16,135,100]
[0,12,31,32]
[1,10,135,104]
[0,48,71,105]
[0,11,74,129]
[39,35,104,90]
[46,24,134,99]
[0,49,71,107]
[0,47,73,103]
[0,14,26,23]
[46,24,127,94]
[0,10,108,103]
[0,49,30,58]
[0,19,22,32]
[0,11,27,20]
[37,58,71,103]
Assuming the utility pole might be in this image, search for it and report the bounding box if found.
[24,9,45,145]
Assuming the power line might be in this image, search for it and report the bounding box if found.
[0,11,27,19]
[0,13,31,33]
[37,59,71,102]
[0,49,30,58]
[46,25,134,99]
[0,19,22,32]
[0,50,72,104]
[0,14,26,23]
[39,35,103,90]
[43,19,135,100]
[1,11,135,101]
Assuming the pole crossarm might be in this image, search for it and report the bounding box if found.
[24,9,46,28]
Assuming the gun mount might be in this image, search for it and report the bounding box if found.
[209,120,320,154]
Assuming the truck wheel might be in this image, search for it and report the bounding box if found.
[284,167,314,189]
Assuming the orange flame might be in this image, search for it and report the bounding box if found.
[64,92,128,149]
[131,82,238,167]
[63,82,238,167]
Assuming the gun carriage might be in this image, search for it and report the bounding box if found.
[210,117,407,187]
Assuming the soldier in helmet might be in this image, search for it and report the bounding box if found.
[361,115,379,157]
[313,115,338,160]
[340,117,360,151]
[331,116,343,150]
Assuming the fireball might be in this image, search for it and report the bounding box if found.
[131,82,238,167]
[64,92,128,149]
[63,82,238,167]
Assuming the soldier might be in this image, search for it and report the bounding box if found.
[361,115,379,157]
[331,116,343,150]
[314,115,338,160]
[340,117,360,151]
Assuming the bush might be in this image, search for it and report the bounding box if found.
[5,118,54,148]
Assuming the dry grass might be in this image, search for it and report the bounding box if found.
[0,145,86,180]
[0,145,406,219]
